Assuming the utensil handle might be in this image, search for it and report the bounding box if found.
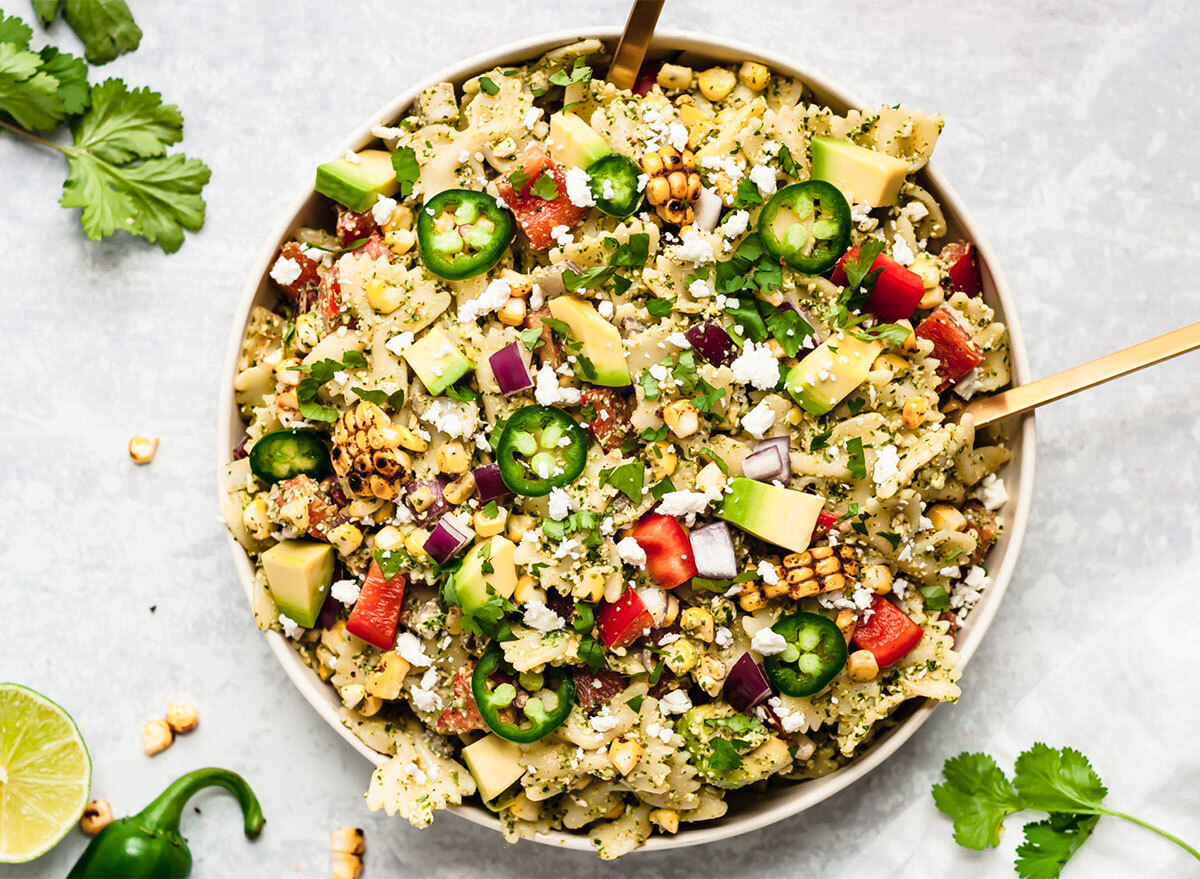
[607,0,664,91]
[964,321,1200,427]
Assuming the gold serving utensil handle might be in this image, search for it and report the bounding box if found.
[963,321,1200,427]
[607,0,665,91]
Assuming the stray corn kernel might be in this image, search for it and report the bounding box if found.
[847,649,879,681]
[404,528,430,559]
[395,425,428,453]
[663,399,699,438]
[436,440,470,475]
[608,736,644,775]
[901,397,929,430]
[862,563,894,596]
[128,436,159,464]
[505,513,535,542]
[737,61,770,92]
[142,718,173,755]
[327,522,364,557]
[497,297,527,326]
[514,574,546,606]
[443,472,476,505]
[373,525,405,552]
[697,67,737,101]
[357,695,383,717]
[656,63,693,91]
[665,637,698,674]
[165,701,198,734]
[649,808,681,834]
[366,650,410,700]
[473,504,508,537]
[645,441,678,480]
[80,799,114,836]
[680,606,715,642]
[365,278,404,315]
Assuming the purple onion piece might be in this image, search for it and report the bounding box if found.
[545,590,575,623]
[742,445,788,483]
[329,484,350,508]
[724,652,774,712]
[233,435,250,459]
[316,593,341,629]
[405,477,448,525]
[489,342,533,395]
[423,513,475,565]
[684,321,736,367]
[531,260,581,298]
[472,463,510,503]
[752,436,792,482]
[689,522,739,579]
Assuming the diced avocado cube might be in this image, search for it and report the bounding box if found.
[453,536,517,618]
[717,478,825,553]
[810,136,908,208]
[462,734,525,801]
[784,334,882,416]
[314,149,400,213]
[547,295,630,387]
[548,112,611,170]
[261,540,335,627]
[401,327,473,395]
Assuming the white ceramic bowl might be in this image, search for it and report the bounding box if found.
[217,28,1035,853]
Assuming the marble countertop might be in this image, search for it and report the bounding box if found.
[4,1,1198,876]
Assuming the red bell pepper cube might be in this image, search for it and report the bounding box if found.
[596,586,656,649]
[631,512,698,589]
[345,560,407,649]
[272,242,321,302]
[941,241,982,297]
[436,665,487,734]
[334,204,378,246]
[497,145,589,250]
[852,595,923,667]
[915,306,985,391]
[812,509,840,539]
[831,246,925,322]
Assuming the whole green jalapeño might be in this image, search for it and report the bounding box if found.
[417,189,515,280]
[758,180,852,275]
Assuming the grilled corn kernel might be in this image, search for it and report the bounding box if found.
[365,278,403,315]
[847,649,879,681]
[901,397,929,429]
[645,441,678,480]
[384,204,414,233]
[443,472,476,505]
[514,574,546,606]
[656,63,693,90]
[662,593,680,628]
[646,176,670,206]
[928,503,968,532]
[649,808,680,834]
[787,406,803,426]
[436,440,470,475]
[506,513,535,542]
[738,582,767,612]
[327,522,364,557]
[680,607,715,642]
[165,701,198,733]
[911,252,941,288]
[695,460,727,493]
[395,425,428,452]
[608,737,643,775]
[473,504,508,537]
[357,696,383,717]
[663,399,700,438]
[332,826,366,855]
[872,352,909,375]
[294,311,321,352]
[142,718,173,755]
[497,297,527,326]
[572,567,607,602]
[445,606,462,635]
[738,61,770,91]
[835,608,857,644]
[332,851,363,879]
[404,528,430,559]
[665,637,698,674]
[766,338,786,359]
[409,486,437,513]
[129,436,159,464]
[242,497,271,541]
[81,799,114,836]
[640,151,664,176]
[373,525,405,552]
[274,357,303,384]
[385,228,416,257]
[862,563,894,595]
[366,650,410,700]
[696,654,727,695]
[697,67,737,101]
[918,285,946,310]
[338,683,365,709]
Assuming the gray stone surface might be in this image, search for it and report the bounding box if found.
[3,1,1198,876]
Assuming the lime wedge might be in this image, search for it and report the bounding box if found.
[0,684,91,863]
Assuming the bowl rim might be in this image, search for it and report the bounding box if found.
[216,26,1036,854]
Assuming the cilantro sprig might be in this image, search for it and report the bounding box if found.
[292,350,368,422]
[562,233,649,293]
[33,0,141,65]
[933,744,1199,877]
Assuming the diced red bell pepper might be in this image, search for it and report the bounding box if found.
[497,145,589,250]
[362,231,390,261]
[633,61,662,96]
[581,387,634,453]
[812,509,840,539]
[831,246,925,322]
[631,513,698,589]
[941,241,982,297]
[596,585,655,649]
[852,595,923,667]
[915,306,986,391]
[523,306,561,367]
[320,266,341,321]
[345,560,407,649]
[436,665,486,733]
[273,242,321,302]
[573,669,627,712]
[334,205,378,246]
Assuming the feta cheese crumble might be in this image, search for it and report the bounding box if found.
[420,398,471,439]
[457,277,512,323]
[656,488,721,525]
[741,400,777,439]
[564,166,596,208]
[331,579,361,605]
[721,209,750,240]
[757,559,780,585]
[891,238,916,266]
[616,536,647,568]
[371,194,398,226]
[976,473,1008,510]
[750,626,787,655]
[410,668,443,713]
[872,445,901,486]
[269,256,302,287]
[547,487,573,521]
[394,632,433,667]
[278,613,303,639]
[550,224,574,247]
[534,364,581,406]
[672,229,715,266]
[658,690,693,715]
[730,340,781,390]
[748,163,777,197]
[523,600,566,632]
[589,712,621,733]
[385,331,414,356]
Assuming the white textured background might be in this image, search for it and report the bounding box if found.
[3,1,1199,877]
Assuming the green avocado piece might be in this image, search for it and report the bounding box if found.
[314,149,400,213]
[453,536,518,618]
[401,327,474,395]
[547,295,630,387]
[548,112,612,169]
[261,539,335,627]
[809,136,908,208]
[462,734,525,801]
[675,704,790,789]
[717,478,825,553]
[784,334,882,416]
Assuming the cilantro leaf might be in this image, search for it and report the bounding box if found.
[578,636,607,671]
[828,238,885,328]
[1013,745,1108,815]
[707,738,744,771]
[391,146,419,197]
[730,177,763,210]
[352,386,405,411]
[36,46,87,114]
[478,75,499,95]
[704,713,765,736]
[30,0,59,27]
[649,477,674,499]
[372,548,406,580]
[600,461,644,504]
[809,429,832,451]
[845,436,866,480]
[530,171,559,201]
[777,144,798,177]
[758,298,813,357]
[932,752,1023,849]
[519,326,545,351]
[507,165,530,192]
[548,57,592,87]
[61,0,142,65]
[646,297,674,317]
[1014,814,1100,879]
[637,369,659,401]
[625,694,644,713]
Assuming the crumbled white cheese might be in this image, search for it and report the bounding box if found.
[757,559,780,585]
[420,398,471,439]
[600,516,615,536]
[750,626,787,655]
[656,488,721,525]
[666,332,691,348]
[964,565,988,588]
[721,209,750,239]
[385,331,414,356]
[269,256,302,287]
[741,401,777,439]
[343,150,361,164]
[688,278,713,299]
[976,473,1008,511]
[394,632,433,667]
[644,722,674,744]
[548,487,573,521]
[457,277,513,323]
[658,690,693,715]
[371,194,398,226]
[331,579,360,605]
[550,224,574,247]
[564,166,596,208]
[939,565,962,579]
[534,364,582,406]
[277,613,303,639]
[954,367,984,401]
[597,299,614,319]
[667,121,689,151]
[730,340,781,390]
[714,626,733,648]
[699,154,744,182]
[900,201,929,222]
[672,229,715,266]
[523,600,566,632]
[638,587,667,626]
[410,667,442,713]
[616,536,647,568]
[589,712,621,733]
[892,577,910,600]
[767,696,805,733]
[648,363,669,381]
[748,163,777,197]
[872,445,901,486]
[636,173,649,192]
[919,515,935,532]
[891,238,916,266]
[522,106,542,129]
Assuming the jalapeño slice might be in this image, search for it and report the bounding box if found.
[586,154,644,218]
[472,646,576,743]
[417,189,515,280]
[762,611,848,697]
[495,405,587,497]
[248,428,331,483]
[758,181,852,275]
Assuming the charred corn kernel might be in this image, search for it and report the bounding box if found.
[242,497,271,541]
[847,649,879,681]
[766,338,786,359]
[506,792,541,822]
[393,425,428,453]
[663,593,680,627]
[902,397,929,429]
[514,574,545,606]
[646,176,670,206]
[328,522,364,556]
[274,357,303,384]
[640,152,664,176]
[436,440,470,475]
[645,441,678,480]
[680,606,715,642]
[665,637,698,674]
[165,701,198,733]
[896,319,919,353]
[696,654,727,695]
[128,436,159,464]
[357,695,383,717]
[835,609,857,644]
[473,504,508,537]
[928,503,968,532]
[762,564,789,600]
[365,278,404,315]
[403,528,430,559]
[294,311,321,352]
[443,472,477,505]
[505,513,535,542]
[697,67,737,101]
[366,650,410,700]
[738,582,767,612]
[663,399,700,438]
[918,285,946,310]
[385,228,416,257]
[872,353,909,375]
[274,388,299,414]
[373,525,405,552]
[81,799,114,836]
[497,297,527,326]
[332,826,365,855]
[332,851,363,879]
[572,568,607,602]
[862,563,894,595]
[695,461,727,493]
[649,808,680,834]
[738,61,770,91]
[608,737,643,775]
[142,718,173,755]
[338,683,366,709]
[656,63,693,90]
[444,606,462,635]
[911,252,941,288]
[782,545,860,598]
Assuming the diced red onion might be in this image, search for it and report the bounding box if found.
[753,436,792,482]
[724,652,774,712]
[531,261,581,299]
[742,444,788,483]
[684,321,735,367]
[316,593,341,629]
[423,513,475,564]
[405,478,447,525]
[545,590,575,623]
[689,522,738,579]
[472,463,510,503]
[489,342,533,395]
[232,436,250,459]
[694,186,723,232]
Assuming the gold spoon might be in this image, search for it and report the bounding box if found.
[607,0,665,91]
[963,321,1200,427]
